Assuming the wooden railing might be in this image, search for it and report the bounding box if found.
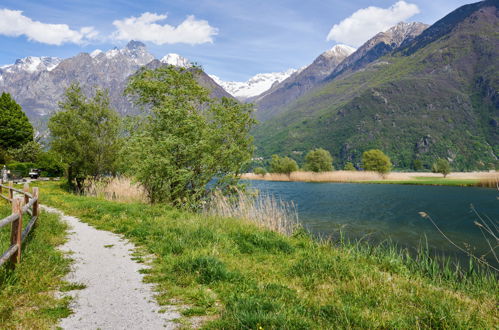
[0,180,39,268]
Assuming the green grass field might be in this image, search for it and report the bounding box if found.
[31,181,498,329]
[0,199,72,328]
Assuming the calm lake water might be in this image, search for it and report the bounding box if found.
[244,180,499,266]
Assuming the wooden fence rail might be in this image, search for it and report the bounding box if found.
[0,180,39,268]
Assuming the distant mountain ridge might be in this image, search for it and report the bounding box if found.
[253,0,498,170]
[0,41,228,120]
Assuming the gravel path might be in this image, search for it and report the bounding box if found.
[41,205,180,330]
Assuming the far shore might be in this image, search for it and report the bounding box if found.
[241,171,498,187]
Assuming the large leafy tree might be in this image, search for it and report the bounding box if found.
[123,66,255,206]
[304,148,333,172]
[362,149,392,176]
[269,155,298,174]
[432,158,451,178]
[49,84,120,190]
[0,92,34,150]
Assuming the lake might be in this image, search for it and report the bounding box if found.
[244,180,499,266]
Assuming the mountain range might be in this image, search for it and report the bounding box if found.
[252,0,498,170]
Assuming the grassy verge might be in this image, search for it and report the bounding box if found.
[0,199,72,328]
[362,177,480,187]
[37,182,498,328]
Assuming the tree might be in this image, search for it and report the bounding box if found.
[344,162,356,171]
[0,92,34,150]
[8,141,41,162]
[269,155,298,174]
[49,84,120,191]
[412,159,423,171]
[253,167,267,176]
[123,65,256,206]
[432,158,451,178]
[362,149,392,176]
[304,148,333,172]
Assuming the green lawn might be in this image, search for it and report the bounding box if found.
[364,176,480,187]
[33,181,498,329]
[0,198,72,328]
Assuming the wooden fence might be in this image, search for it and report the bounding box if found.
[0,180,39,268]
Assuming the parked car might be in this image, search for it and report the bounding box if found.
[29,169,41,179]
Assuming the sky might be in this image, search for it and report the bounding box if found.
[0,0,475,81]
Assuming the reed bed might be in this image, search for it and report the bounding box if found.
[242,170,498,183]
[204,189,298,236]
[83,177,148,203]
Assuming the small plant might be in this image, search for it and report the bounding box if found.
[432,158,451,178]
[253,167,267,176]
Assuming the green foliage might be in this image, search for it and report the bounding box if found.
[304,148,333,172]
[413,159,424,171]
[344,162,356,171]
[36,151,65,177]
[432,158,451,177]
[362,149,392,175]
[0,92,34,150]
[122,66,256,206]
[8,141,41,163]
[6,161,36,177]
[253,167,267,175]
[36,182,499,329]
[49,83,120,190]
[269,155,298,174]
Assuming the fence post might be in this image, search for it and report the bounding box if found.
[10,197,22,265]
[32,187,39,218]
[0,179,2,195]
[23,183,30,206]
[8,181,13,201]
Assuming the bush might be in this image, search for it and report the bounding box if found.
[362,149,392,176]
[343,162,356,171]
[270,155,298,174]
[254,167,267,176]
[7,161,36,178]
[432,158,451,178]
[304,148,333,172]
[36,151,65,177]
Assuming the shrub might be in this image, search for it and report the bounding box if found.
[362,149,392,176]
[304,148,333,172]
[254,167,267,176]
[270,155,298,174]
[343,162,356,171]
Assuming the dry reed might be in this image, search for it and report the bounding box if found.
[242,171,499,183]
[83,177,148,203]
[204,189,298,236]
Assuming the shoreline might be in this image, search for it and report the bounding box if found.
[241,171,498,187]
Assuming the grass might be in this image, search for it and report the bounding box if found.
[34,181,498,329]
[242,171,497,187]
[0,198,73,329]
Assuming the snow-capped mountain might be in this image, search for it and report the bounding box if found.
[0,41,228,118]
[160,53,191,67]
[0,56,62,74]
[210,69,297,100]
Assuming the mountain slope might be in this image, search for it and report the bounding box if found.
[253,45,355,121]
[253,0,498,170]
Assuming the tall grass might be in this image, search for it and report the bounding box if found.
[242,170,498,183]
[83,177,148,203]
[204,189,298,235]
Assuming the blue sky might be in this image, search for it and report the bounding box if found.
[0,0,474,81]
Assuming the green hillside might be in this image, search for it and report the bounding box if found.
[253,1,498,170]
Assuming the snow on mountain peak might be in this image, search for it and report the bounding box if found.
[324,44,356,58]
[160,53,191,68]
[210,69,298,99]
[90,49,103,58]
[1,56,62,74]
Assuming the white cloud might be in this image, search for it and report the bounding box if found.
[112,12,218,45]
[326,1,420,47]
[0,9,98,45]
